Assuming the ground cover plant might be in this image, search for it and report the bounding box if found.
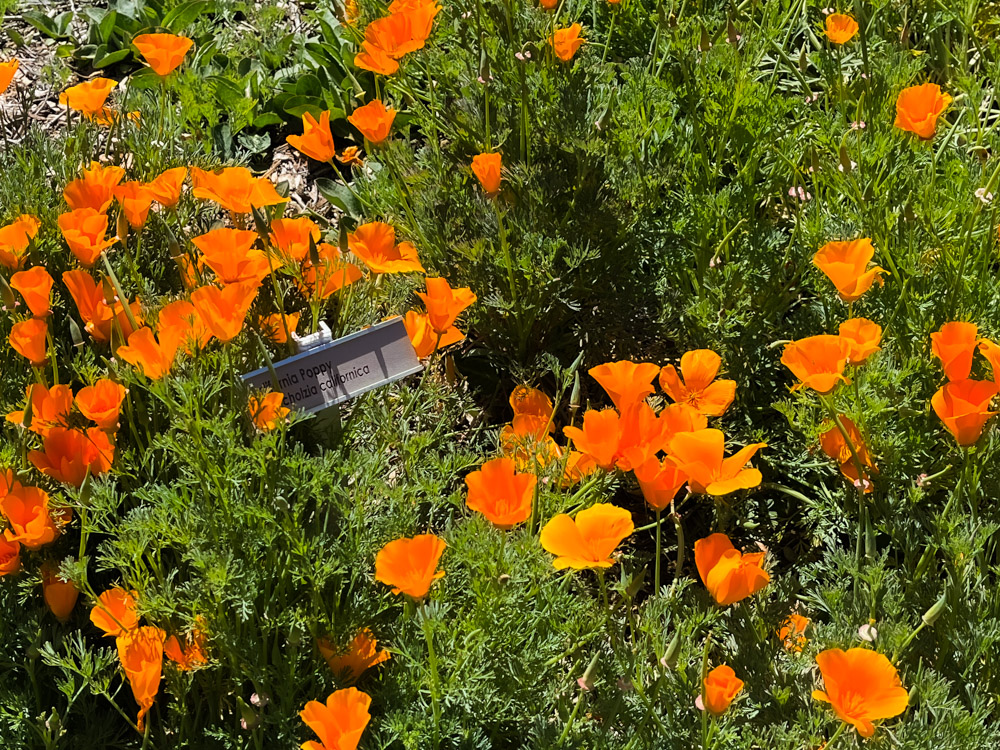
[1,0,1000,747]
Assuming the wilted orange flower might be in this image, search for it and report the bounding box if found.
[338,147,364,167]
[659,349,737,416]
[931,321,978,382]
[980,339,1000,386]
[270,216,321,262]
[348,222,424,274]
[299,244,363,300]
[813,648,908,737]
[355,42,400,75]
[0,214,41,269]
[838,318,882,365]
[1,485,59,549]
[190,166,288,214]
[42,563,79,623]
[694,532,769,606]
[777,613,810,653]
[133,33,194,76]
[589,360,660,411]
[669,428,766,496]
[374,533,446,599]
[76,379,127,431]
[64,161,126,212]
[9,318,48,366]
[702,665,744,715]
[416,277,477,335]
[931,379,998,446]
[819,415,876,489]
[300,687,372,750]
[540,503,633,570]
[465,457,536,529]
[471,152,502,197]
[813,239,886,302]
[29,427,114,487]
[403,310,464,358]
[509,385,554,433]
[7,384,71,435]
[59,78,116,116]
[249,392,290,431]
[319,628,391,684]
[62,270,142,343]
[146,166,187,207]
[114,182,155,229]
[193,227,272,286]
[824,13,859,44]
[58,208,117,267]
[781,335,852,394]
[347,100,396,144]
[634,457,688,512]
[91,588,140,637]
[259,312,301,344]
[550,23,585,62]
[116,327,175,379]
[342,0,360,24]
[288,110,337,163]
[0,59,17,94]
[11,266,54,317]
[116,626,165,731]
[164,623,208,671]
[895,83,952,139]
[0,537,20,576]
[190,281,259,342]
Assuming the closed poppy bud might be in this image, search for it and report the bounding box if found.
[374,533,446,599]
[348,222,424,274]
[190,281,259,343]
[9,317,48,365]
[91,587,140,637]
[59,78,117,116]
[0,536,20,576]
[402,310,464,358]
[895,83,952,139]
[539,503,633,570]
[248,392,290,431]
[694,532,769,606]
[0,213,42,270]
[813,238,886,302]
[318,628,391,684]
[146,166,187,208]
[702,665,743,715]
[58,208,117,267]
[189,166,288,215]
[0,59,18,94]
[781,335,852,393]
[589,360,661,411]
[10,266,54,317]
[931,379,998,446]
[300,688,372,750]
[839,318,882,365]
[659,349,737,417]
[824,13,859,44]
[669,428,766,496]
[471,152,502,197]
[64,162,126,213]
[42,563,79,623]
[354,41,401,75]
[347,99,396,144]
[1,485,59,549]
[813,648,908,737]
[116,625,166,731]
[76,378,127,431]
[287,110,337,163]
[28,427,114,487]
[931,321,978,382]
[114,182,155,229]
[415,277,477,335]
[132,33,194,77]
[465,457,536,529]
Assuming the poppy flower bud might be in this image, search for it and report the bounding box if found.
[577,652,600,691]
[0,274,16,309]
[661,629,681,669]
[922,593,947,627]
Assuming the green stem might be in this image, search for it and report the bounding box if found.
[654,510,662,594]
[421,603,442,748]
[700,632,711,750]
[824,721,848,750]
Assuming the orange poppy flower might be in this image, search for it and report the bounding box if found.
[980,339,1000,386]
[0,536,20,576]
[337,147,365,167]
[616,402,676,470]
[64,161,126,212]
[164,623,208,671]
[116,327,175,379]
[10,266,54,317]
[777,613,810,653]
[193,227,272,286]
[190,281,259,342]
[416,277,477,335]
[249,392,290,431]
[819,415,877,489]
[146,166,187,207]
[58,208,117,267]
[550,24,585,62]
[116,625,166,731]
[403,311,464,358]
[539,0,557,10]
[288,110,337,163]
[42,563,79,623]
[300,687,372,750]
[355,41,401,75]
[1,485,59,549]
[0,59,18,94]
[702,665,744,715]
[59,78,117,116]
[29,427,114,487]
[270,216,321,262]
[563,409,621,471]
[781,335,852,394]
[259,312,301,344]
[298,244,363,300]
[9,317,48,366]
[76,379,127,431]
[348,221,425,274]
[465,457,536,529]
[114,182,155,229]
[132,33,194,76]
[562,450,599,486]
[634,457,688,512]
[895,83,951,139]
[0,214,41,270]
[694,532,769,606]
[497,385,555,455]
[813,239,886,302]
[659,349,737,416]
[364,7,437,60]
[660,402,710,440]
[90,588,140,637]
[500,427,562,474]
[471,152,502,197]
[189,166,288,214]
[824,13,859,44]
[62,270,142,344]
[347,100,396,144]
[158,298,215,358]
[812,648,908,737]
[318,628,391,684]
[838,318,882,365]
[930,321,978,382]
[510,385,554,431]
[931,379,998,446]
[589,360,660,411]
[6,384,72,435]
[539,503,633,570]
[669,429,766,496]
[374,533,446,599]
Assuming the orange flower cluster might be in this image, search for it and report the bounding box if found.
[354,0,441,76]
[929,322,998,446]
[404,276,476,358]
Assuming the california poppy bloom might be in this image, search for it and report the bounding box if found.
[931,321,978,382]
[59,78,117,116]
[980,339,1000,386]
[550,23,585,62]
[64,161,126,213]
[298,244,363,300]
[146,166,187,207]
[62,270,142,343]
[116,327,174,378]
[164,623,208,671]
[589,360,661,411]
[819,415,877,488]
[669,428,766,496]
[931,379,998,446]
[839,318,882,365]
[249,392,290,431]
[300,687,372,750]
[116,626,166,731]
[58,208,117,267]
[813,648,908,737]
[190,166,288,214]
[813,239,886,302]
[6,384,72,435]
[539,503,633,570]
[364,7,436,60]
[288,110,337,163]
[114,182,155,229]
[355,42,400,75]
[509,385,555,433]
[694,532,769,606]
[539,0,558,10]
[192,227,273,286]
[471,152,502,197]
[781,335,852,394]
[777,613,810,653]
[42,563,79,623]
[318,628,391,685]
[190,281,259,342]
[562,450,599,486]
[76,379,127,431]
[132,33,194,76]
[9,317,48,366]
[90,588,140,637]
[259,312,301,344]
[0,59,18,94]
[270,216,321,262]
[659,349,737,416]
[403,310,464,358]
[824,13,859,44]
[0,537,20,576]
[895,83,952,139]
[0,214,41,269]
[10,266,54,317]
[29,427,114,487]
[1,485,59,549]
[374,533,446,599]
[562,409,622,471]
[634,457,688,512]
[347,99,396,144]
[416,277,477,335]
[337,146,365,167]
[348,222,425,274]
[702,665,744,715]
[464,457,536,529]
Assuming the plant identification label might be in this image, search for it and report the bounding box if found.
[242,317,423,414]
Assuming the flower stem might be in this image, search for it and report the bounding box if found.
[420,602,442,748]
[654,510,662,594]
